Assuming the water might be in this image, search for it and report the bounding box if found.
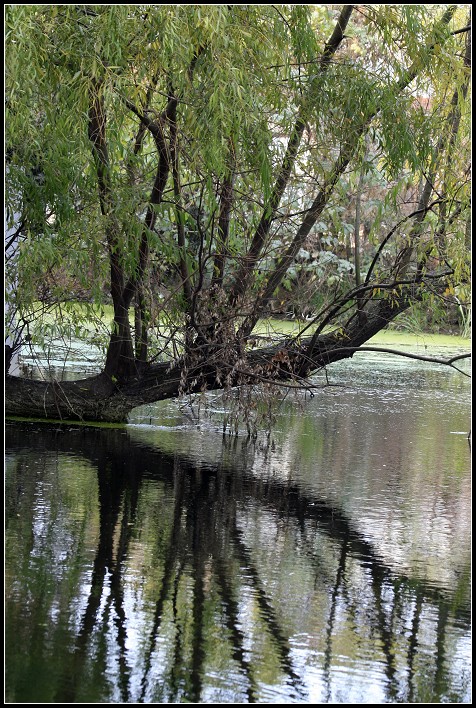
[5,347,471,703]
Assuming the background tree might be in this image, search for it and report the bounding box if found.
[5,4,471,422]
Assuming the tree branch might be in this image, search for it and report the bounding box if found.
[228,5,355,306]
[212,138,236,289]
[235,5,459,340]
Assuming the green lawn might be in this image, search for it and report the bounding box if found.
[254,318,471,350]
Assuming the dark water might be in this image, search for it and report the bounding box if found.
[5,350,471,703]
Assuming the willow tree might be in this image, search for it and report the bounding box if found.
[5,5,471,422]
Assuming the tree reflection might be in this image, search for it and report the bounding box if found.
[5,423,471,703]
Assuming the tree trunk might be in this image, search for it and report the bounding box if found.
[3,288,422,423]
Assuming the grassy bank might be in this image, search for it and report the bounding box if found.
[367,329,471,349]
[254,318,471,350]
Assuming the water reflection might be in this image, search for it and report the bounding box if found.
[5,418,470,704]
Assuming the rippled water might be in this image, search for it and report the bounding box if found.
[5,346,471,703]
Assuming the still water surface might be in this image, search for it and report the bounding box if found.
[5,347,471,703]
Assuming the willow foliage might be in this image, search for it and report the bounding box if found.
[5,4,471,376]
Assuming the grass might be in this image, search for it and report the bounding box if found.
[367,329,471,349]
[255,319,470,350]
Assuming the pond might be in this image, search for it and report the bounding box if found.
[5,342,471,703]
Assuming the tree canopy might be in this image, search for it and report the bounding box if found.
[5,4,471,422]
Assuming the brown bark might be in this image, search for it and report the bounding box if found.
[88,80,135,379]
[211,139,236,289]
[170,110,192,308]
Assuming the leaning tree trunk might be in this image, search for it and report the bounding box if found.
[3,289,424,423]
